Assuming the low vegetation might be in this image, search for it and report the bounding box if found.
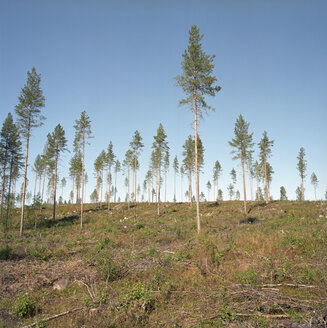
[0,200,326,327]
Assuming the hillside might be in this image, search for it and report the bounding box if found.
[0,201,326,327]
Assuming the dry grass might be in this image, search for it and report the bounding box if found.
[0,200,326,327]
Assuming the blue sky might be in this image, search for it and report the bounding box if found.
[1,0,326,202]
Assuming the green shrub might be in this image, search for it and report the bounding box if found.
[27,245,51,260]
[236,267,259,285]
[95,249,121,282]
[12,292,36,318]
[0,246,13,260]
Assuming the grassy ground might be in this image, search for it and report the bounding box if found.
[0,200,326,327]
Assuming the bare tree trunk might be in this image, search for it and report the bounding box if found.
[193,81,200,233]
[151,171,154,203]
[71,176,74,204]
[33,173,37,199]
[249,174,253,201]
[155,169,158,203]
[188,167,192,204]
[0,154,7,209]
[53,151,58,221]
[264,156,268,203]
[80,132,85,228]
[114,170,117,203]
[20,110,31,237]
[134,151,137,219]
[181,173,183,202]
[157,157,161,216]
[5,156,14,239]
[241,154,247,214]
[127,164,130,209]
[164,170,167,203]
[301,176,304,201]
[174,169,176,202]
[107,167,111,213]
[314,187,317,201]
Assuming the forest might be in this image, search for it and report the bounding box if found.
[0,24,326,328]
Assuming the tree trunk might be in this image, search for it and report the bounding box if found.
[174,169,176,202]
[157,156,161,216]
[193,80,200,233]
[301,176,304,201]
[181,173,183,202]
[114,170,117,203]
[264,156,268,203]
[0,154,7,209]
[164,171,167,203]
[53,150,58,221]
[33,173,37,199]
[249,174,253,201]
[241,154,247,214]
[80,131,85,228]
[107,166,111,213]
[20,109,32,237]
[188,167,192,204]
[134,151,137,219]
[71,176,74,204]
[127,164,130,209]
[5,156,14,240]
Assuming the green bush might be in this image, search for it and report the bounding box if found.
[95,249,121,282]
[27,245,51,260]
[12,292,36,318]
[0,246,13,260]
[236,267,259,285]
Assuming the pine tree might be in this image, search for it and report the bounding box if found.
[74,111,92,228]
[213,160,222,201]
[164,151,170,203]
[130,131,144,218]
[297,147,306,201]
[230,168,237,187]
[1,113,18,209]
[228,184,234,200]
[47,124,68,220]
[246,152,255,201]
[296,186,302,201]
[173,156,179,202]
[123,150,133,209]
[258,131,274,203]
[182,136,194,204]
[229,115,254,213]
[218,189,223,201]
[180,165,185,202]
[280,186,287,200]
[61,177,66,199]
[152,124,169,215]
[0,115,23,235]
[175,25,221,233]
[114,160,121,203]
[206,181,211,201]
[32,154,43,199]
[106,141,115,211]
[310,172,318,201]
[14,68,45,236]
[145,169,152,202]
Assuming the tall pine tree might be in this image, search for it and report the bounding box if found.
[229,115,254,214]
[15,68,45,236]
[74,111,92,228]
[175,25,221,233]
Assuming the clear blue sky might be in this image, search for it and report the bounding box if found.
[1,0,326,202]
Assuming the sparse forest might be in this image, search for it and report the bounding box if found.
[0,21,326,328]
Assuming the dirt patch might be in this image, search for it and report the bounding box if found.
[0,257,97,299]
